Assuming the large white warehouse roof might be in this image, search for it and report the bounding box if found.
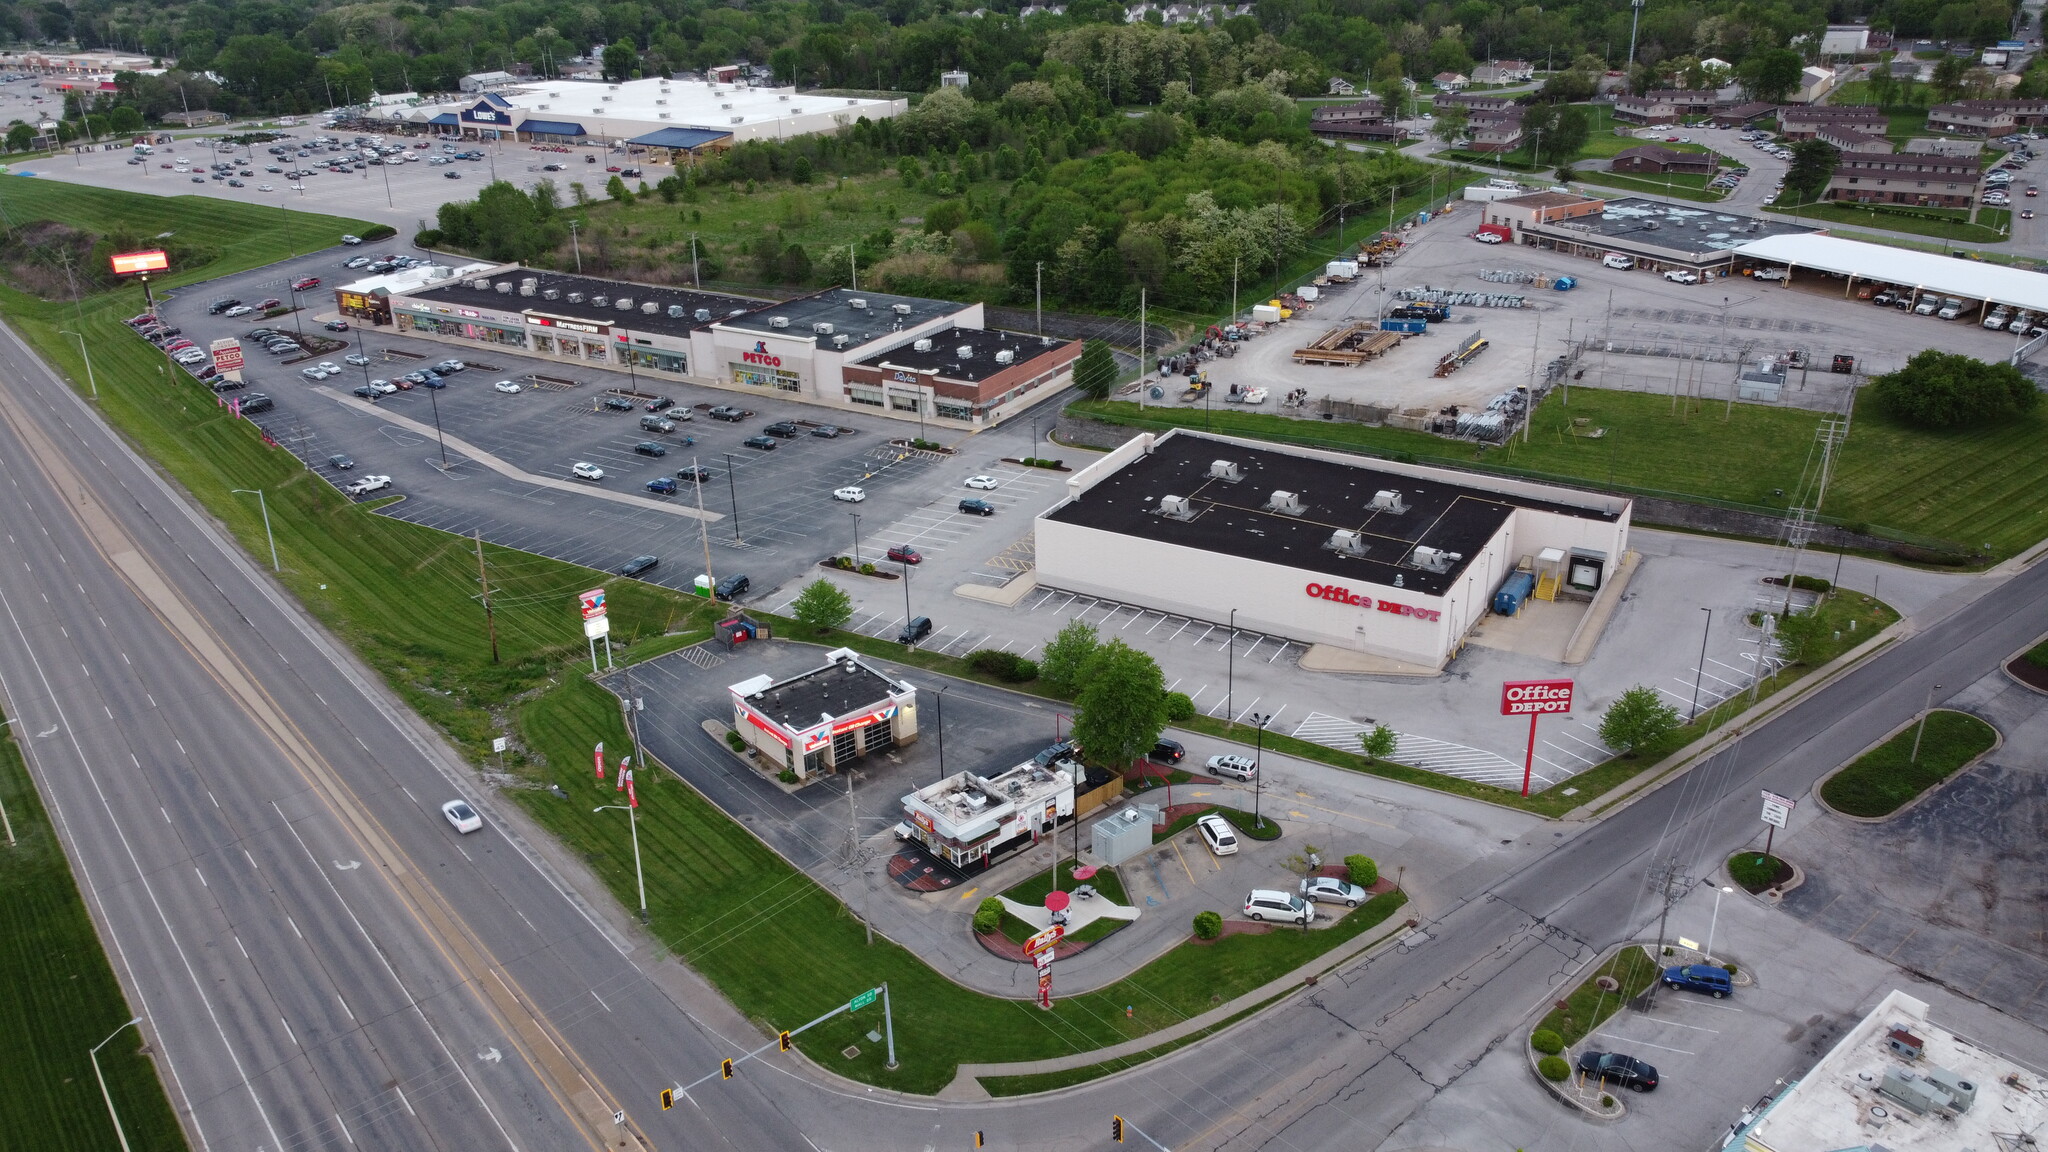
[1733,233,2048,312]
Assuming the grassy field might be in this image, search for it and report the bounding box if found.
[1768,198,2010,244]
[1570,170,1725,202]
[1537,946,1660,1047]
[0,720,191,1152]
[1073,385,2048,559]
[1000,858,1131,907]
[1819,709,1997,816]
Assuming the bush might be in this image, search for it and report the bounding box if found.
[725,730,746,752]
[778,769,798,784]
[966,649,1040,683]
[1538,1056,1570,1081]
[1772,574,1833,593]
[1724,963,1738,977]
[1728,852,1789,892]
[1530,1029,1564,1055]
[1192,910,1223,939]
[1599,685,1682,757]
[1345,854,1378,887]
[858,562,876,575]
[360,224,396,241]
[1163,692,1195,721]
[414,228,443,248]
[973,897,1004,935]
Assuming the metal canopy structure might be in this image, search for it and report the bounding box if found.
[1732,233,2048,312]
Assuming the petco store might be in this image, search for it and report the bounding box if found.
[1035,430,1633,670]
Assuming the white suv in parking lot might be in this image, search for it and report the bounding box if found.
[1205,754,1258,781]
[1243,889,1313,924]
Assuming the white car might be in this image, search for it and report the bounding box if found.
[300,366,330,380]
[223,304,254,317]
[343,474,391,495]
[256,183,274,192]
[345,353,372,366]
[1299,876,1368,907]
[493,379,522,394]
[1663,270,1700,284]
[368,379,397,394]
[1472,231,1503,244]
[832,486,867,502]
[1195,813,1238,857]
[572,462,605,481]
[964,475,1000,490]
[440,799,482,834]
[1243,888,1313,924]
[345,255,370,268]
[317,361,341,373]
[340,234,363,244]
[1750,268,1788,281]
[1205,754,1258,781]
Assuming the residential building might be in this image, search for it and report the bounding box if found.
[940,69,970,88]
[1710,101,1778,127]
[1472,60,1535,83]
[1465,106,1526,152]
[1309,98,1405,141]
[1433,72,1470,91]
[1826,150,1984,208]
[1927,97,2048,133]
[1777,105,1886,139]
[1609,144,1716,174]
[1433,90,1517,114]
[1327,77,1357,96]
[1613,89,1717,124]
[1817,122,1892,152]
[1790,65,1838,103]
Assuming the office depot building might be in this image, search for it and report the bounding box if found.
[1035,431,1632,669]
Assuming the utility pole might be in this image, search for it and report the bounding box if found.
[1035,261,1043,336]
[1139,287,1146,381]
[474,529,499,663]
[1626,0,1646,75]
[568,219,583,273]
[849,240,857,291]
[690,233,701,286]
[1644,856,1691,1007]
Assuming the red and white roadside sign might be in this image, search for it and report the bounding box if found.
[1501,679,1575,716]
[209,338,245,379]
[579,587,608,620]
[1022,923,1064,957]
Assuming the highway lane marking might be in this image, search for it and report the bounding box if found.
[338,994,356,1022]
[517,910,537,932]
[287,915,302,939]
[205,788,216,807]
[194,866,207,887]
[281,1017,298,1046]
[244,849,258,870]
[334,1110,356,1146]
[161,807,170,823]
[393,1084,416,1116]
[234,934,248,958]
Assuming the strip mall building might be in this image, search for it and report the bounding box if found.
[1035,431,1633,669]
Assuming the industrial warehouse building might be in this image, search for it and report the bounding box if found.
[348,266,1081,426]
[1480,192,1820,276]
[1034,431,1632,669]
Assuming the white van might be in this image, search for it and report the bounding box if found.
[1603,253,1636,270]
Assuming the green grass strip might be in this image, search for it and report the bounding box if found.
[1819,709,1996,817]
[1538,947,1660,1048]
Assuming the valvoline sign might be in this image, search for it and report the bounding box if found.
[1501,679,1573,716]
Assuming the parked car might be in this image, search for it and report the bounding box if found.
[964,475,1000,490]
[675,465,712,482]
[742,435,779,450]
[237,394,274,413]
[959,498,996,516]
[602,395,636,411]
[1750,268,1788,281]
[707,405,747,421]
[1663,270,1699,284]
[343,474,391,495]
[645,396,675,412]
[1148,739,1184,764]
[1205,754,1258,781]
[634,441,669,457]
[344,353,372,366]
[645,476,679,495]
[1299,876,1367,907]
[810,424,844,438]
[290,277,321,290]
[440,799,482,834]
[327,453,354,470]
[639,414,675,434]
[1242,888,1311,923]
[616,554,660,577]
[896,615,933,644]
[494,380,522,393]
[886,544,922,564]
[714,573,750,600]
[572,462,605,481]
[1662,964,1733,998]
[764,421,802,438]
[832,486,866,502]
[324,320,350,332]
[1577,1051,1658,1092]
[1196,815,1239,856]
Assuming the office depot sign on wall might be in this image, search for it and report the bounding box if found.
[1501,679,1574,715]
[1303,582,1442,623]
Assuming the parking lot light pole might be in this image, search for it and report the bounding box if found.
[1910,682,1943,762]
[232,489,279,572]
[848,511,862,567]
[901,554,913,625]
[59,330,96,398]
[1225,608,1237,729]
[1250,712,1271,829]
[91,1016,145,1152]
[593,805,647,924]
[934,684,949,783]
[1705,883,1732,961]
[426,381,450,469]
[723,453,742,542]
[1687,607,1712,722]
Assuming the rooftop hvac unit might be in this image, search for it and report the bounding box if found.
[567,292,585,303]
[847,98,859,105]
[658,112,671,120]
[1369,489,1408,514]
[608,83,620,90]
[591,294,609,308]
[848,297,868,309]
[655,99,666,105]
[615,297,634,310]
[814,321,834,334]
[667,304,686,318]
[731,116,745,124]
[790,107,802,114]
[1155,495,1194,520]
[602,94,613,102]
[956,345,974,359]
[1326,529,1370,557]
[1208,460,1243,483]
[892,303,912,315]
[914,338,934,352]
[694,308,712,321]
[1410,545,1462,573]
[769,316,790,328]
[832,333,850,348]
[721,103,733,110]
[519,281,536,296]
[995,349,1015,364]
[468,278,488,289]
[536,104,550,111]
[1264,490,1305,516]
[641,301,659,314]
[495,281,513,294]
[542,288,561,300]
[520,276,538,289]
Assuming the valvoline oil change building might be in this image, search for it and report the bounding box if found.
[1034,430,1632,670]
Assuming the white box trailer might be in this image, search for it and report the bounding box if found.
[1326,260,1359,278]
[1252,304,1283,323]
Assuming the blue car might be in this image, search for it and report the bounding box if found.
[645,476,678,495]
[1662,964,1733,998]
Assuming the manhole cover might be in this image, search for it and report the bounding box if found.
[841,1046,861,1060]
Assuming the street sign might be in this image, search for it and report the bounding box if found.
[848,988,879,1012]
[1760,790,1795,829]
[1501,679,1575,715]
[492,736,509,753]
[1022,923,1065,957]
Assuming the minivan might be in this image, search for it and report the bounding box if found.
[1662,964,1733,998]
[1243,889,1313,924]
[714,573,750,600]
[639,414,675,434]
[897,615,933,644]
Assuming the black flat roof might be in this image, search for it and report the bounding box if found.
[404,268,766,339]
[747,657,902,729]
[1044,433,1619,596]
[719,287,966,347]
[860,326,1071,382]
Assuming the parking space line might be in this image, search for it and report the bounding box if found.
[1591,1034,1695,1056]
[1645,1018,1724,1034]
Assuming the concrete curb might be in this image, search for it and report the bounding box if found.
[1998,628,2048,697]
[1809,709,2003,825]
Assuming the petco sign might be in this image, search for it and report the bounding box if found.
[1501,679,1574,716]
[1304,582,1442,623]
[742,340,782,367]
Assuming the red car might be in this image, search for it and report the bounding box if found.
[606,165,622,172]
[886,545,922,564]
[255,297,281,309]
[291,277,320,290]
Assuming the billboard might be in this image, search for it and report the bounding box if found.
[209,339,244,377]
[110,250,170,275]
[579,587,607,620]
[1500,679,1574,716]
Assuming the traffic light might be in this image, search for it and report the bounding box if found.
[1111,1116,1125,1143]
[660,1089,674,1111]
[778,1031,792,1053]
[720,1059,734,1081]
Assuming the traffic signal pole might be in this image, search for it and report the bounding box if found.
[669,984,892,1105]
[1113,1115,1175,1152]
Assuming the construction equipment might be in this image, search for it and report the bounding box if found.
[1180,378,1210,403]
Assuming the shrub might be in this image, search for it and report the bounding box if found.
[1538,1056,1570,1081]
[778,769,798,784]
[1163,692,1195,721]
[1192,910,1223,939]
[973,897,1004,935]
[725,730,746,752]
[1724,963,1739,977]
[966,649,1039,683]
[1345,854,1378,887]
[360,223,396,241]
[414,228,443,248]
[858,562,877,575]
[790,578,853,632]
[1530,1029,1564,1055]
[1600,685,1682,757]
[1601,1094,1615,1108]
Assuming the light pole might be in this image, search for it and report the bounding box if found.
[1910,682,1943,762]
[91,1016,145,1152]
[1688,606,1712,721]
[934,684,949,783]
[1705,883,1733,961]
[60,330,96,398]
[724,453,741,542]
[426,380,450,469]
[1250,712,1271,829]
[593,805,647,923]
[1225,607,1238,728]
[232,489,279,572]
[901,552,914,625]
[848,510,862,568]
[0,716,20,846]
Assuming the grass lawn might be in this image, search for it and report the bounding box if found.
[1073,384,2048,560]
[1766,198,2010,244]
[1570,170,1725,203]
[1537,946,1660,1047]
[1727,852,1792,893]
[0,723,191,1152]
[1819,710,1997,817]
[1152,803,1285,841]
[976,987,1294,1096]
[1000,858,1131,907]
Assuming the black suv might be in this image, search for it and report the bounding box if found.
[207,298,242,315]
[1576,1052,1657,1092]
[763,421,801,438]
[645,396,675,412]
[237,393,274,414]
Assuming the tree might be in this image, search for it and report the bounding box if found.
[108,106,144,134]
[602,38,638,83]
[1740,48,1805,103]
[1067,639,1169,770]
[1599,685,1681,757]
[605,174,632,204]
[1932,53,1968,100]
[1039,619,1101,696]
[790,579,853,632]
[1430,105,1469,144]
[1781,139,1839,204]
[1073,339,1118,401]
[1870,349,2039,427]
[5,123,32,152]
[1359,724,1397,763]
[1771,607,1829,666]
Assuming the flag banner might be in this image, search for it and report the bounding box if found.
[625,770,638,809]
[594,741,605,779]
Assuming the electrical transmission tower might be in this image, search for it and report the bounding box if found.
[1775,404,1852,617]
